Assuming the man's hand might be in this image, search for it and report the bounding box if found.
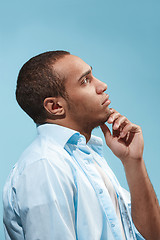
[101,108,144,166]
[101,108,160,239]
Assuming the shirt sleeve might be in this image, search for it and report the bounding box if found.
[15,157,77,240]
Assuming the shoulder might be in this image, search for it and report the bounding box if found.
[15,134,73,176]
[3,135,75,201]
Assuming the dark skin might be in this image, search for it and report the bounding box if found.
[44,54,160,239]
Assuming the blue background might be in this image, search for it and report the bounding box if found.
[1,0,160,239]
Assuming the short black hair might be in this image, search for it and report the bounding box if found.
[16,50,70,123]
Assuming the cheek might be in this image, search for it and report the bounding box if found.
[67,90,102,112]
[83,100,103,114]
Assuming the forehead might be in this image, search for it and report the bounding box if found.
[53,55,90,81]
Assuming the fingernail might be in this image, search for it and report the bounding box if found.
[120,131,124,138]
[114,123,119,129]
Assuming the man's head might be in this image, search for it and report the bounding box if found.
[16,51,111,133]
[16,50,70,123]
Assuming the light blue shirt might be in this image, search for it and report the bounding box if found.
[3,124,145,240]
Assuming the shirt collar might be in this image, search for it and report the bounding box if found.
[37,123,78,148]
[37,123,103,153]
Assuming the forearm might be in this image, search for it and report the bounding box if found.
[124,158,160,240]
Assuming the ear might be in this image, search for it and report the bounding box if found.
[43,97,65,116]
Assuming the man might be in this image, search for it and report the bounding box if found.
[3,50,160,240]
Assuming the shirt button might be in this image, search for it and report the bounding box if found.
[111,223,115,227]
[99,189,103,194]
[84,160,89,164]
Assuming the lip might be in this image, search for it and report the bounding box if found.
[102,94,110,105]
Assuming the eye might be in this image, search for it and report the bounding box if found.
[81,77,90,85]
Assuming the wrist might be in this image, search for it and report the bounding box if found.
[123,158,148,193]
[122,157,144,171]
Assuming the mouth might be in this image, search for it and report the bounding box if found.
[102,94,110,105]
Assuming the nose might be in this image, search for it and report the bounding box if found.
[95,78,107,94]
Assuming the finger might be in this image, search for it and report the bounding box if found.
[109,108,116,113]
[107,112,121,124]
[108,108,117,116]
[100,124,112,147]
[119,123,134,138]
[112,116,128,130]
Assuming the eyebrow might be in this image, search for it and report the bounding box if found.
[78,66,93,81]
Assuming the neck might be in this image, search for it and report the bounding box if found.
[79,130,91,143]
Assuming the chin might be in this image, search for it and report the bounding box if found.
[85,110,112,131]
[105,107,112,118]
[101,110,112,123]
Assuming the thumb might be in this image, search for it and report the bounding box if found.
[100,124,112,147]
